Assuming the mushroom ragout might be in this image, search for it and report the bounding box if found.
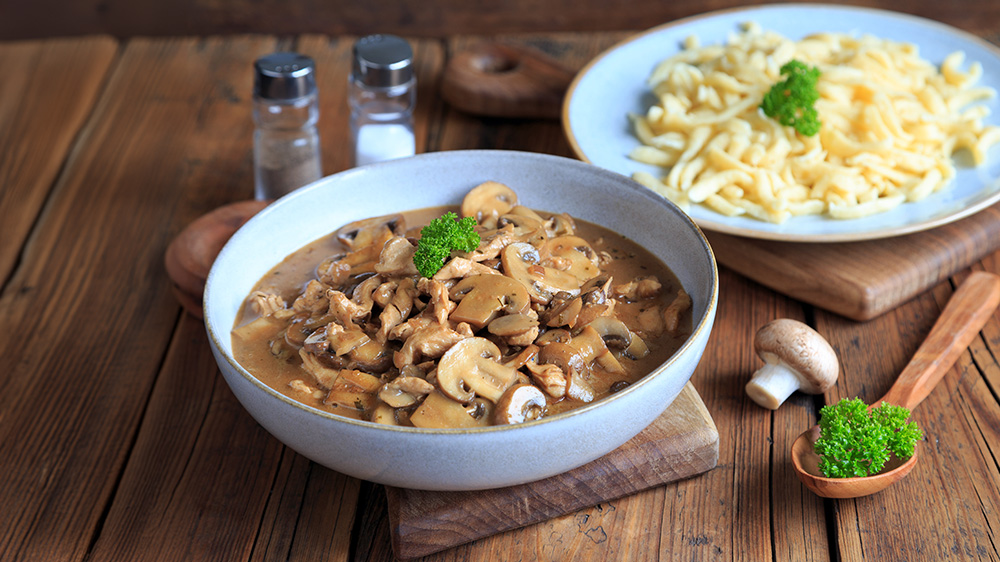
[232,182,692,428]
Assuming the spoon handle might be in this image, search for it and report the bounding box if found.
[877,271,1000,411]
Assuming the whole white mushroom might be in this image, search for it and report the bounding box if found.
[745,319,839,410]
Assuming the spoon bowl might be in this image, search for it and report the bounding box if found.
[790,271,1000,499]
[791,425,918,498]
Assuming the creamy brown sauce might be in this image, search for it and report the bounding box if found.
[232,204,691,425]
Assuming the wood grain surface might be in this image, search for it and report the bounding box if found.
[707,204,1000,320]
[387,383,718,559]
[1,15,999,562]
[3,0,1000,41]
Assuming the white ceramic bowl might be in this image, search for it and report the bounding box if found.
[204,150,718,491]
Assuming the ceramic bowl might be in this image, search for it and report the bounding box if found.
[204,150,718,491]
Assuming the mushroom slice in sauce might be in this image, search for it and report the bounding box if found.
[487,313,539,337]
[335,213,406,250]
[449,274,531,329]
[493,384,547,424]
[409,390,484,429]
[497,212,547,248]
[541,236,601,282]
[501,242,583,304]
[436,337,519,403]
[585,316,650,360]
[461,181,518,229]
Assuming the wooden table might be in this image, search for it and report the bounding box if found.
[3,20,1000,562]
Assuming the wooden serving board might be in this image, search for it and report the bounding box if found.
[384,382,718,560]
[706,203,1000,321]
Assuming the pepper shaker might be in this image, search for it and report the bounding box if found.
[349,34,416,167]
[253,52,323,201]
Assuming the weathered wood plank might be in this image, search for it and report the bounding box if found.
[0,35,277,561]
[1,0,997,42]
[817,266,1000,561]
[0,36,117,282]
[80,33,445,562]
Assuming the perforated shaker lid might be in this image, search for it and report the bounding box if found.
[254,52,317,100]
[352,34,414,88]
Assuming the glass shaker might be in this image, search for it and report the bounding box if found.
[349,35,416,167]
[253,52,323,200]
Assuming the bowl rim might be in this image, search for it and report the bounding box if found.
[204,149,719,436]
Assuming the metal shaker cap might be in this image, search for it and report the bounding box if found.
[254,52,317,100]
[352,34,414,88]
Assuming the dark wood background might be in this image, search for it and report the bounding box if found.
[2,0,999,41]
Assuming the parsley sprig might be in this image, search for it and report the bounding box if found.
[814,397,924,478]
[761,60,822,136]
[412,212,481,278]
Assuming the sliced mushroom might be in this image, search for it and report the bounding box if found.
[543,213,576,238]
[487,313,539,337]
[502,344,539,370]
[497,213,547,248]
[523,360,567,398]
[544,296,583,328]
[465,397,494,426]
[567,325,624,374]
[541,236,600,283]
[536,328,572,346]
[493,384,547,424]
[409,390,483,429]
[449,274,531,328]
[436,337,519,403]
[501,242,584,304]
[335,213,406,250]
[538,341,587,378]
[371,403,399,425]
[324,369,381,412]
[461,181,518,229]
[585,316,649,360]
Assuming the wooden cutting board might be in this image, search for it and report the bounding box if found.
[384,382,718,560]
[707,203,1000,321]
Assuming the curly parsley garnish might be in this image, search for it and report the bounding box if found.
[761,60,822,136]
[814,397,924,478]
[412,212,481,278]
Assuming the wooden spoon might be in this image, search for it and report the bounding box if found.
[791,270,1000,498]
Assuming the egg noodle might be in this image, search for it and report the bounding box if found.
[629,22,1000,223]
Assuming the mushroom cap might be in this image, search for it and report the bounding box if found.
[493,384,547,424]
[461,181,518,225]
[436,337,519,403]
[501,242,582,304]
[449,274,530,328]
[334,213,406,250]
[753,319,839,393]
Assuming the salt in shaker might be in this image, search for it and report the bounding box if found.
[253,52,323,200]
[349,35,416,166]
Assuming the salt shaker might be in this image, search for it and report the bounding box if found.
[253,52,323,201]
[349,35,416,167]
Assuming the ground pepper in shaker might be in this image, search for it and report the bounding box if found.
[350,34,416,166]
[253,52,322,200]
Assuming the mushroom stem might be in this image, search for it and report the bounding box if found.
[745,361,803,410]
